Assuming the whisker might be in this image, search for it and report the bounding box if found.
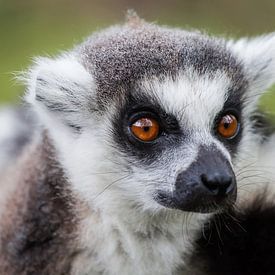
[93,174,131,200]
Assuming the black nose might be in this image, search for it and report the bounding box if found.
[201,172,234,196]
[154,146,237,213]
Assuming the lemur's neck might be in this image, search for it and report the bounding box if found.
[74,191,208,275]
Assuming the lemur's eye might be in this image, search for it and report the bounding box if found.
[130,117,160,142]
[217,114,239,139]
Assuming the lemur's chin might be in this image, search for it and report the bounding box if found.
[155,189,237,213]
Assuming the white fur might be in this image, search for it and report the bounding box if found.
[24,53,96,133]
[226,34,275,203]
[228,33,275,105]
[140,71,232,156]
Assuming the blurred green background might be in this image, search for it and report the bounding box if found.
[0,0,275,113]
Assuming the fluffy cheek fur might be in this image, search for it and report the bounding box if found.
[231,94,275,202]
[234,128,275,204]
[54,121,197,214]
[227,35,275,201]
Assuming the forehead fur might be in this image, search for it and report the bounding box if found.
[77,18,245,108]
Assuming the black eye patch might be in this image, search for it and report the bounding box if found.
[250,112,275,143]
[111,92,182,163]
[213,88,244,156]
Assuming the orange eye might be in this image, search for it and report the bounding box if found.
[217,114,239,139]
[130,117,160,142]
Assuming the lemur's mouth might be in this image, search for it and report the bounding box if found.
[155,188,237,213]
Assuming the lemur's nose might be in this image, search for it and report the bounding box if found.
[155,146,237,213]
[200,172,235,196]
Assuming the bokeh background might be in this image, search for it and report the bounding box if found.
[1,0,275,114]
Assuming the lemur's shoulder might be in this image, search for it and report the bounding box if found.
[0,133,80,274]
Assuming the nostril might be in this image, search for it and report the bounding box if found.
[201,173,233,195]
[201,174,220,195]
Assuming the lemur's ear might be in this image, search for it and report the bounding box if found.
[24,54,95,132]
[228,33,275,98]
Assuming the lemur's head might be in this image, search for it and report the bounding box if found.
[25,15,275,215]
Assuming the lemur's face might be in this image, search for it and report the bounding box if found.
[26,20,275,214]
[110,73,241,213]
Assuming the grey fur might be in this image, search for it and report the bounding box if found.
[0,133,79,275]
[0,106,36,172]
[77,19,246,109]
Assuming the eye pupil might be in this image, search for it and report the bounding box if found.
[143,126,150,132]
[224,122,229,129]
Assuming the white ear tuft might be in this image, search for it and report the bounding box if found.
[228,33,275,93]
[23,54,95,131]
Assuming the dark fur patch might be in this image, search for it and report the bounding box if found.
[191,194,275,275]
[214,97,243,156]
[111,90,183,164]
[0,133,79,274]
[78,21,246,109]
[251,112,275,143]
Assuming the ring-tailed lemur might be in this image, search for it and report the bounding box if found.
[0,13,275,275]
